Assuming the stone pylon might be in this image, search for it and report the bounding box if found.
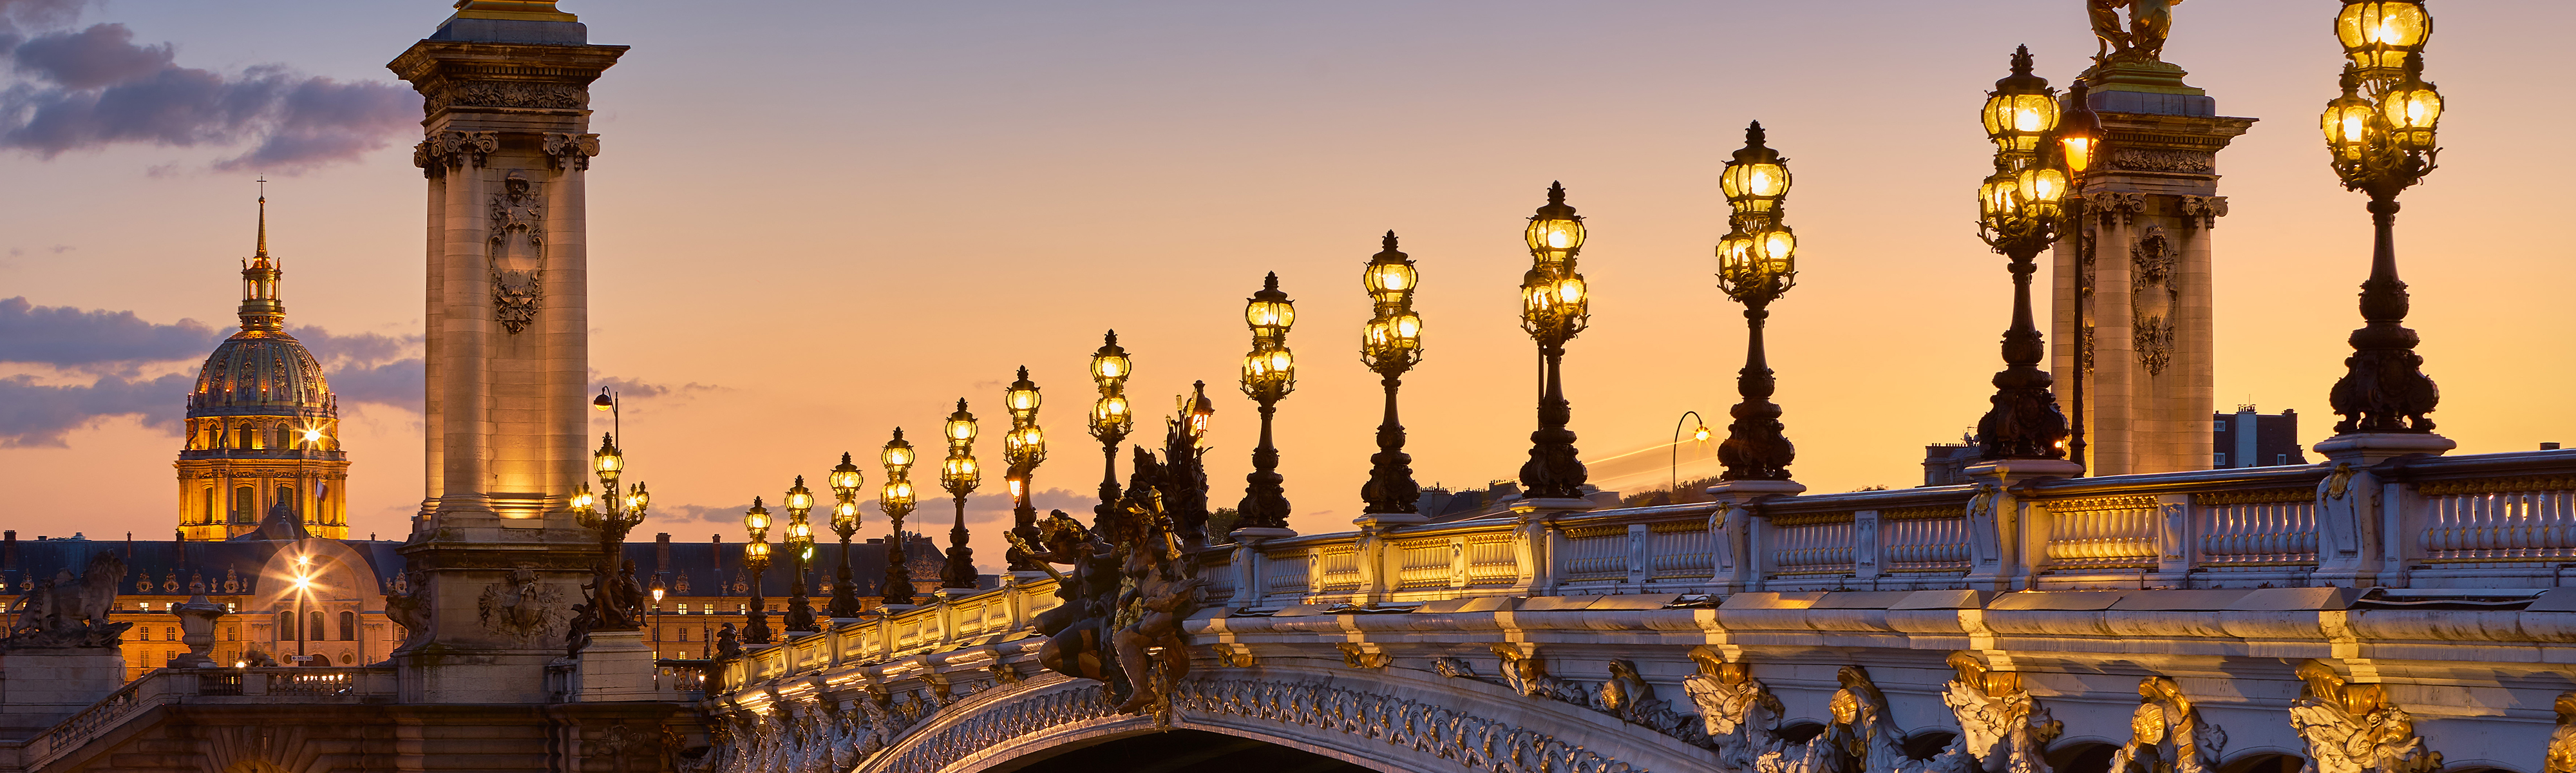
[2052,59,2253,476]
[385,1,625,703]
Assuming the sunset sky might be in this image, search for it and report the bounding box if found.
[5,1,2573,565]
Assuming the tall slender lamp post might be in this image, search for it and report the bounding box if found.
[1088,332,1134,531]
[880,428,922,607]
[824,453,866,619]
[1358,233,1425,524]
[1518,182,1591,500]
[2057,81,2106,473]
[1237,273,1297,533]
[1973,46,2073,461]
[1713,121,1801,482]
[2319,0,2442,439]
[779,477,817,634]
[739,498,772,644]
[999,369,1047,575]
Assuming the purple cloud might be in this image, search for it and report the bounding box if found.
[0,21,419,173]
[0,370,188,447]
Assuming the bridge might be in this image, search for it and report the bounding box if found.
[699,447,2576,773]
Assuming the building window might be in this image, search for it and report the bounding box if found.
[137,601,149,611]
[201,488,216,524]
[339,611,356,641]
[678,627,690,642]
[232,486,257,524]
[2213,453,2228,467]
[227,627,237,642]
[2277,453,2289,465]
[2214,419,2228,432]
[165,626,177,641]
[139,627,152,641]
[278,611,296,641]
[308,611,325,642]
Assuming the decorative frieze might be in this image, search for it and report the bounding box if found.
[2110,148,2215,175]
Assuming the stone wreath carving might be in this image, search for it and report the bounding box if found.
[488,173,546,334]
[2130,225,2179,377]
[2287,660,2439,773]
[476,567,565,644]
[545,132,601,171]
[1943,653,2061,773]
[2111,676,2225,773]
[413,130,497,178]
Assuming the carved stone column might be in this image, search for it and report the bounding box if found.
[384,4,626,703]
[2052,64,2252,476]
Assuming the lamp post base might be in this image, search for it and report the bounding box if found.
[1231,526,1301,541]
[2314,432,2454,466]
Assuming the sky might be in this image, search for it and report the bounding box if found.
[3,1,2573,565]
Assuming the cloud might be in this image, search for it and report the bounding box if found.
[0,296,223,367]
[0,19,419,173]
[0,370,187,446]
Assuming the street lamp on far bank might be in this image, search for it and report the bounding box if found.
[998,369,1046,577]
[779,476,817,635]
[1087,332,1134,532]
[1357,232,1425,526]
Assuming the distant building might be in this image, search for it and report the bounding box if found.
[2214,405,2308,468]
[1922,441,1981,487]
[1413,480,1620,522]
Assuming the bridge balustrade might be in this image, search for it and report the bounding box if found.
[21,667,395,772]
[708,449,2576,696]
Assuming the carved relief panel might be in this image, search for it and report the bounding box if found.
[488,173,546,334]
[2130,225,2179,377]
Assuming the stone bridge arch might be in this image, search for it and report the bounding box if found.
[860,662,1724,773]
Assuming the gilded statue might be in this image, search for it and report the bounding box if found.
[2088,0,2183,65]
[2287,660,2441,773]
[2111,676,2226,773]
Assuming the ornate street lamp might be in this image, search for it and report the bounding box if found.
[1518,182,1590,499]
[571,426,647,633]
[1088,332,1134,530]
[999,368,1047,575]
[1713,122,1800,481]
[936,402,978,591]
[825,452,865,619]
[1237,273,1297,531]
[881,428,922,606]
[1972,46,2072,461]
[2320,0,2442,435]
[779,476,817,633]
[1359,232,1425,519]
[740,498,773,644]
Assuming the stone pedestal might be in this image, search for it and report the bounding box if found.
[1707,480,1806,594]
[1965,459,2085,590]
[2315,432,2456,466]
[2051,61,2255,476]
[2312,433,2454,586]
[385,7,627,705]
[0,650,126,738]
[575,631,657,701]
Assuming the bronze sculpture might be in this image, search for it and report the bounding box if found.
[2,552,132,650]
[2088,0,2184,65]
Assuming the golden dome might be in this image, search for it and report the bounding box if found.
[186,195,336,421]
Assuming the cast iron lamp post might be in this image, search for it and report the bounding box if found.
[825,453,865,618]
[1238,273,1296,530]
[1358,232,1425,518]
[1518,182,1591,499]
[779,477,817,633]
[1972,46,2073,461]
[2056,80,2107,473]
[739,498,772,644]
[999,370,1046,575]
[880,428,921,606]
[2320,0,2441,434]
[935,402,978,591]
[1088,332,1134,530]
[1713,121,1800,481]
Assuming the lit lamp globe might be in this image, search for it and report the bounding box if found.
[2380,75,2442,151]
[743,499,770,542]
[2336,0,2430,75]
[593,435,623,482]
[1526,193,1586,270]
[2321,69,2378,164]
[1981,47,2060,157]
